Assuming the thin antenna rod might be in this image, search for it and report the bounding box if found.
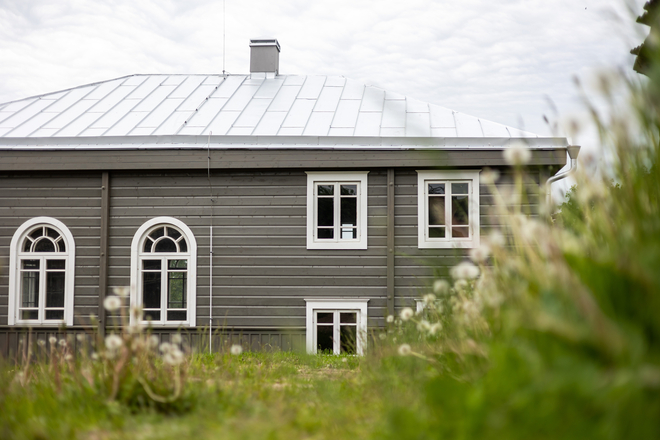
[222,0,226,75]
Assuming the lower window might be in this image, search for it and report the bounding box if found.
[305,299,369,355]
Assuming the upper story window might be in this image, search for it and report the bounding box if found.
[306,171,369,250]
[8,217,76,326]
[130,217,197,327]
[417,170,480,249]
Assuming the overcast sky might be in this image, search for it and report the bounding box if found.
[0,0,649,154]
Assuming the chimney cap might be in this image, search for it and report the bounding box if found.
[249,39,280,52]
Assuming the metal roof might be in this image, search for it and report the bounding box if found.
[0,74,544,140]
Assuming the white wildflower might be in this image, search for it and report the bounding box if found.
[451,262,480,280]
[423,293,436,304]
[433,279,450,295]
[48,336,57,345]
[103,296,121,312]
[417,320,431,332]
[148,335,159,349]
[503,142,532,166]
[171,333,182,345]
[398,344,412,356]
[386,315,394,323]
[480,168,500,185]
[378,333,387,340]
[429,322,442,335]
[58,339,67,347]
[230,344,243,355]
[113,286,130,298]
[159,342,173,353]
[469,244,491,264]
[163,348,185,366]
[454,279,469,292]
[487,230,506,248]
[105,334,123,351]
[400,307,414,321]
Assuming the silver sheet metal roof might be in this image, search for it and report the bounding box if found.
[0,74,544,141]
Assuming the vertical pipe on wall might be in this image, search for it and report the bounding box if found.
[207,133,214,354]
[386,168,395,317]
[98,172,110,337]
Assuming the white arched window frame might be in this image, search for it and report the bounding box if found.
[8,217,76,326]
[130,217,197,327]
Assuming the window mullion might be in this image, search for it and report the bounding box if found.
[333,311,340,354]
[334,183,340,243]
[39,256,46,322]
[446,181,452,237]
[161,256,168,322]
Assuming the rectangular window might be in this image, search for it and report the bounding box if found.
[305,299,369,355]
[306,172,368,250]
[417,170,480,249]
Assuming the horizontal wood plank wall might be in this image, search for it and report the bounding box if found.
[107,170,388,331]
[392,167,543,313]
[0,326,305,359]
[0,149,567,171]
[0,173,102,326]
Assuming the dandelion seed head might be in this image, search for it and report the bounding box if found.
[433,279,450,295]
[342,357,348,363]
[399,307,414,321]
[91,353,99,361]
[378,333,387,340]
[37,340,46,347]
[58,339,67,347]
[469,244,491,264]
[105,334,123,351]
[454,279,469,292]
[417,320,431,332]
[48,336,57,345]
[76,334,85,342]
[398,344,412,356]
[503,142,532,166]
[230,344,243,355]
[171,333,182,345]
[386,314,394,323]
[487,230,506,248]
[148,335,159,349]
[65,354,73,361]
[159,342,173,353]
[429,322,442,335]
[423,293,436,304]
[163,348,184,366]
[113,286,130,298]
[103,296,121,312]
[451,262,480,280]
[480,168,500,185]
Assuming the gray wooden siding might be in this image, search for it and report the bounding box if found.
[0,327,305,359]
[0,173,102,325]
[0,149,567,171]
[107,170,389,330]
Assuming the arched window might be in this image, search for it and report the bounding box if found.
[130,217,197,327]
[8,217,76,326]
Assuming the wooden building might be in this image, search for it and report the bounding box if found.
[0,39,568,356]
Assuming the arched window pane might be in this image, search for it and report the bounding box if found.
[57,240,66,252]
[46,228,60,239]
[150,227,165,240]
[168,228,181,240]
[154,238,177,253]
[143,238,153,253]
[23,239,32,252]
[34,239,56,252]
[30,228,43,239]
[178,238,188,253]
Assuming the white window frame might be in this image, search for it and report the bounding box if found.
[8,217,76,326]
[417,170,480,249]
[306,171,369,250]
[304,298,369,355]
[130,217,197,327]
